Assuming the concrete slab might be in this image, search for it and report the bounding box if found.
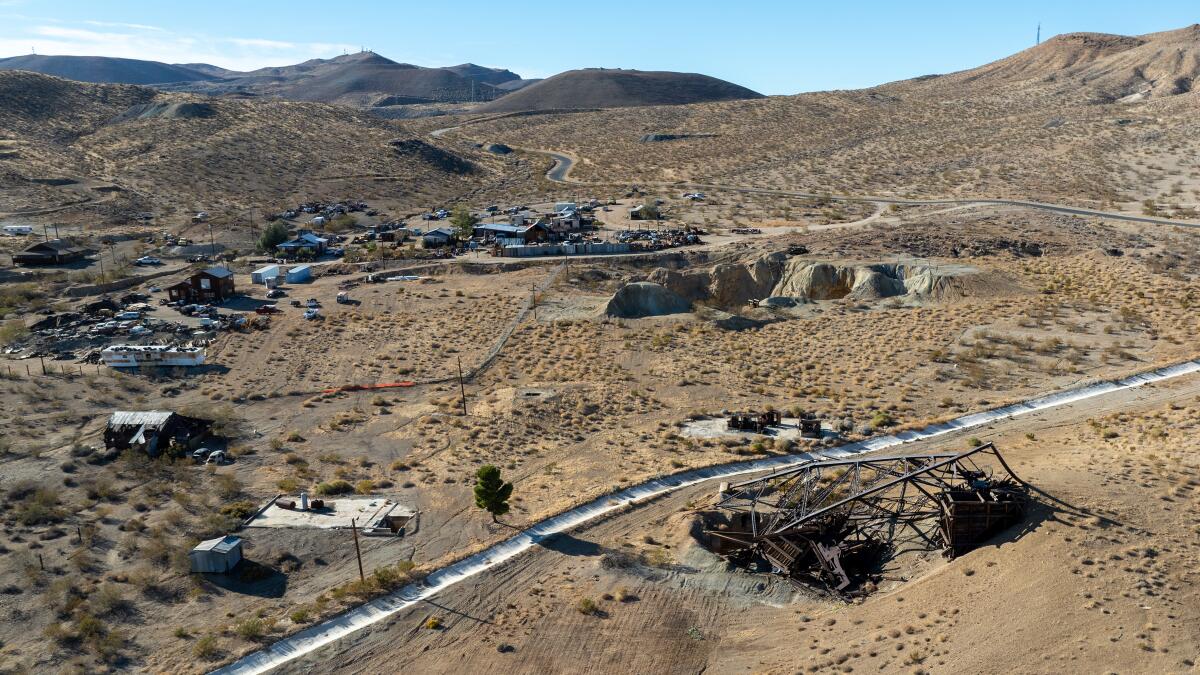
[246,496,415,530]
[680,416,835,442]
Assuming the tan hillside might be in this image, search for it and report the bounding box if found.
[0,70,499,224]
[461,26,1200,212]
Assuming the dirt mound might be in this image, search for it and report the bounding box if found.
[604,282,692,318]
[475,68,763,113]
[640,133,719,142]
[389,139,477,174]
[0,54,213,85]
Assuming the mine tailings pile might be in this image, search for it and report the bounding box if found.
[603,252,1022,318]
[702,443,1029,595]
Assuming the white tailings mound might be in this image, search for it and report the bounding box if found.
[213,358,1200,675]
[649,254,1011,308]
[604,281,692,318]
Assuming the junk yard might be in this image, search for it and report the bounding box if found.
[2,19,1200,675]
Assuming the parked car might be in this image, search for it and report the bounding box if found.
[303,308,321,320]
[114,311,141,320]
[305,298,320,308]
[128,325,151,336]
[148,286,161,293]
[266,289,286,299]
[188,254,210,263]
[134,256,162,266]
[191,447,212,462]
[255,305,282,315]
[205,450,229,465]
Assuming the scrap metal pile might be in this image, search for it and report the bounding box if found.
[706,443,1028,595]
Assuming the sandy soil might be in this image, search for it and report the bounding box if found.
[277,370,1200,675]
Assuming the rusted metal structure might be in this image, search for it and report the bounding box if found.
[706,443,1028,594]
[727,410,782,433]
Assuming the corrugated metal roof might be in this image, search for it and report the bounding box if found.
[192,535,242,553]
[205,266,234,278]
[107,410,175,428]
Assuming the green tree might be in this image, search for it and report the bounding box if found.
[449,205,478,239]
[259,220,290,252]
[473,464,512,522]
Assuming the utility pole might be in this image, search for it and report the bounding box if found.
[457,356,467,416]
[350,518,365,583]
[1036,22,1041,46]
[208,220,217,259]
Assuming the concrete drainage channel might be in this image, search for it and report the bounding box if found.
[214,358,1200,675]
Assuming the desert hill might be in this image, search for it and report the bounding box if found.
[0,54,213,84]
[902,24,1200,102]
[466,24,1199,210]
[475,68,764,112]
[444,63,521,86]
[0,70,491,220]
[160,52,512,106]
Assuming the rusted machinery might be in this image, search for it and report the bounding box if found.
[706,443,1028,594]
[727,410,782,432]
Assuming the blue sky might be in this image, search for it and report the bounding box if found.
[0,1,1195,94]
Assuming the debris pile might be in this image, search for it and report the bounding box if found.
[705,443,1028,595]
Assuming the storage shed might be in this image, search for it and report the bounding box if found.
[104,410,213,457]
[189,535,243,573]
[251,264,280,285]
[285,264,312,283]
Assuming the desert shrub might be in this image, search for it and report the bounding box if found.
[193,634,220,659]
[314,480,353,496]
[219,501,257,520]
[355,479,374,495]
[870,411,895,428]
[234,617,269,641]
[576,597,598,615]
[12,485,64,525]
[289,607,311,624]
[90,583,133,617]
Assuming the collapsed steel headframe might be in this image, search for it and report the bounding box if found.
[707,443,1028,592]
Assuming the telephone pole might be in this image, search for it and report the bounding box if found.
[350,518,365,583]
[1036,22,1041,46]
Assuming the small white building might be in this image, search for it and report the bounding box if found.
[189,535,243,573]
[251,264,280,285]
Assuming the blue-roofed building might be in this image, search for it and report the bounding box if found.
[473,221,550,244]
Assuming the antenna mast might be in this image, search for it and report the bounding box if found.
[1036,22,1041,45]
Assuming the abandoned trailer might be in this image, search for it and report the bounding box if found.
[103,410,213,457]
[704,443,1028,595]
